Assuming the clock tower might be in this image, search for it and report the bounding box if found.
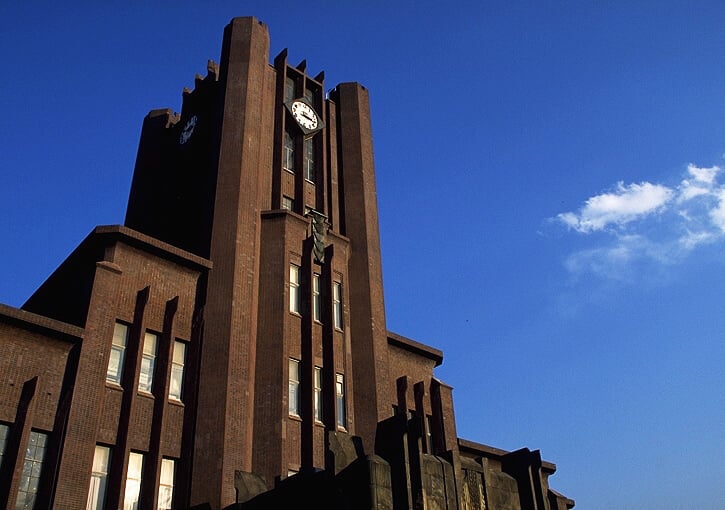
[125,17,392,507]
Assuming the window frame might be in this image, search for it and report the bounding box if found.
[313,366,323,423]
[157,458,175,510]
[138,331,158,394]
[335,373,347,430]
[107,322,129,385]
[283,130,295,174]
[288,358,301,417]
[87,445,111,510]
[123,452,144,510]
[15,430,48,509]
[333,282,343,330]
[312,273,321,323]
[289,264,300,314]
[168,340,186,402]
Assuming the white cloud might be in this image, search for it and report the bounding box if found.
[558,182,673,233]
[555,161,725,279]
[687,164,719,184]
[708,189,725,232]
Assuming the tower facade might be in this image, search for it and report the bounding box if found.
[0,17,574,510]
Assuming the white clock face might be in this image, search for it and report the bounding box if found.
[179,115,197,144]
[291,101,318,130]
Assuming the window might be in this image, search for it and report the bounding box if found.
[124,452,144,510]
[284,76,296,103]
[289,264,300,314]
[0,423,8,469]
[312,274,321,322]
[138,332,158,393]
[288,358,300,416]
[313,366,323,422]
[333,282,343,330]
[15,430,48,509]
[107,322,129,384]
[283,131,295,173]
[336,373,346,429]
[282,196,294,211]
[86,445,110,510]
[304,88,315,108]
[169,341,186,401]
[157,458,175,510]
[304,138,315,182]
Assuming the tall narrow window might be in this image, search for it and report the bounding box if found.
[288,358,300,416]
[283,131,295,173]
[333,282,343,330]
[312,274,321,322]
[336,373,346,429]
[138,332,158,393]
[289,264,300,314]
[284,76,296,103]
[157,458,175,510]
[87,445,111,510]
[169,341,186,401]
[0,423,8,469]
[304,137,316,182]
[124,452,144,510]
[15,430,48,509]
[304,88,315,107]
[313,366,323,422]
[107,322,129,384]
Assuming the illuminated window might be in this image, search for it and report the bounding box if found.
[87,445,110,510]
[289,358,300,416]
[107,322,129,384]
[169,341,186,401]
[138,332,158,393]
[157,458,175,510]
[313,274,321,322]
[314,366,323,422]
[333,282,343,330]
[0,423,9,469]
[336,373,346,429]
[15,430,48,509]
[289,264,300,314]
[283,131,295,173]
[124,452,144,510]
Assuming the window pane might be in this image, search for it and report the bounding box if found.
[138,332,158,393]
[314,366,323,422]
[313,274,321,322]
[283,131,295,173]
[158,459,175,510]
[16,431,48,510]
[284,76,295,103]
[333,282,343,330]
[288,358,300,416]
[304,138,315,182]
[124,453,143,510]
[289,265,300,313]
[336,374,346,429]
[169,341,186,401]
[0,423,9,469]
[107,322,128,384]
[87,446,110,510]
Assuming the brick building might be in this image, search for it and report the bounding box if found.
[0,17,574,510]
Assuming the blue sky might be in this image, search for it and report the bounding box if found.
[2,2,725,508]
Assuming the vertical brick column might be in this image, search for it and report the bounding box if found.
[192,16,275,509]
[53,260,123,508]
[334,82,391,447]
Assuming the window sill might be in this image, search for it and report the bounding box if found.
[288,414,302,422]
[137,390,155,400]
[168,398,185,407]
[105,381,123,392]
